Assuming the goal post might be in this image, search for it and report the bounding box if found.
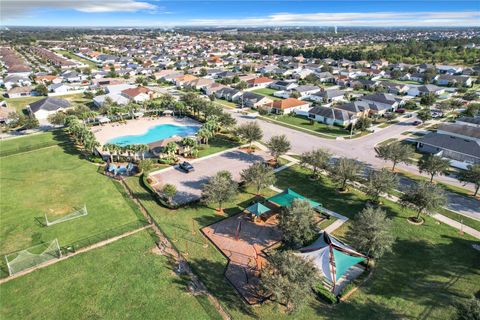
[5,239,62,276]
[45,205,88,227]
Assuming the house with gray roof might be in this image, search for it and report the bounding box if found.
[27,97,71,120]
[308,106,357,128]
[416,123,480,168]
[359,93,403,114]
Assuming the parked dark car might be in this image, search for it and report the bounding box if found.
[395,108,406,114]
[413,120,422,126]
[179,161,194,173]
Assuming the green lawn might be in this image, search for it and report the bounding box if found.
[0,230,220,320]
[264,114,350,137]
[215,99,237,109]
[196,135,240,158]
[252,88,282,101]
[55,50,99,69]
[438,208,480,232]
[126,164,480,319]
[0,131,66,157]
[3,93,90,113]
[0,137,144,262]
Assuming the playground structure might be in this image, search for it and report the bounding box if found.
[202,213,282,304]
[106,162,134,177]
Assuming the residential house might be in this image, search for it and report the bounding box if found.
[3,75,32,90]
[360,93,403,114]
[0,104,16,124]
[380,82,409,95]
[247,76,274,88]
[335,101,371,118]
[121,86,156,103]
[309,89,346,103]
[456,116,480,128]
[203,83,227,96]
[184,78,215,91]
[435,75,473,87]
[407,84,445,97]
[270,80,298,91]
[349,79,379,90]
[308,106,357,127]
[7,86,34,98]
[236,92,273,109]
[27,97,72,120]
[292,85,321,98]
[416,123,480,167]
[270,98,311,115]
[215,87,241,101]
[436,65,463,75]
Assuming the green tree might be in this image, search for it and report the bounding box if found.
[355,116,372,131]
[163,141,178,159]
[455,296,480,320]
[261,251,319,312]
[201,170,238,214]
[331,157,362,191]
[35,83,48,96]
[240,162,276,196]
[347,207,395,258]
[417,108,433,122]
[457,164,480,197]
[138,159,154,173]
[400,181,447,222]
[279,199,316,248]
[236,122,263,150]
[299,148,331,180]
[47,111,67,126]
[418,155,450,182]
[375,141,414,171]
[420,94,436,106]
[365,168,399,203]
[267,134,291,164]
[162,184,177,205]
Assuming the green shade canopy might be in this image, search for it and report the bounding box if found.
[267,188,322,208]
[332,249,366,281]
[245,202,271,217]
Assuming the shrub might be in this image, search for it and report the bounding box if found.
[313,283,337,304]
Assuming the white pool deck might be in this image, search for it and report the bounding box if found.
[92,116,201,145]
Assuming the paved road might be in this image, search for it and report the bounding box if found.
[228,110,480,220]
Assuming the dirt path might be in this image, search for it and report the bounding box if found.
[0,225,151,284]
[120,180,232,320]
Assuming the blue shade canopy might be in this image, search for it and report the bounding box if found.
[267,189,322,208]
[245,202,271,217]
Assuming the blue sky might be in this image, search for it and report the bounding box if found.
[2,1,480,27]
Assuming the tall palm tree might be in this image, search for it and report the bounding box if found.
[137,144,149,160]
[197,127,213,145]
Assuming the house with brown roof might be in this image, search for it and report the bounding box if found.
[247,76,274,88]
[270,98,311,115]
[121,86,156,103]
[184,78,215,91]
[7,86,34,98]
[173,74,198,87]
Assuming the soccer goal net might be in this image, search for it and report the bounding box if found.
[45,205,88,227]
[4,239,62,276]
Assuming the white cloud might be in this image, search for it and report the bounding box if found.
[188,11,480,27]
[2,0,157,18]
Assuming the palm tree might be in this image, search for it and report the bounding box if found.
[164,141,178,159]
[197,127,213,145]
[181,137,197,157]
[102,143,114,162]
[137,144,149,160]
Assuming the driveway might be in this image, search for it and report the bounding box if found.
[149,149,271,205]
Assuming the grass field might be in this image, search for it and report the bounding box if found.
[55,49,99,69]
[0,131,65,157]
[196,135,240,158]
[0,135,144,261]
[0,230,220,320]
[3,93,90,113]
[252,88,282,101]
[264,114,350,137]
[126,164,479,319]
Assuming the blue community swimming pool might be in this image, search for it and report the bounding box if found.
[108,124,199,146]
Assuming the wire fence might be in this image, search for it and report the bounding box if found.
[0,141,65,157]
